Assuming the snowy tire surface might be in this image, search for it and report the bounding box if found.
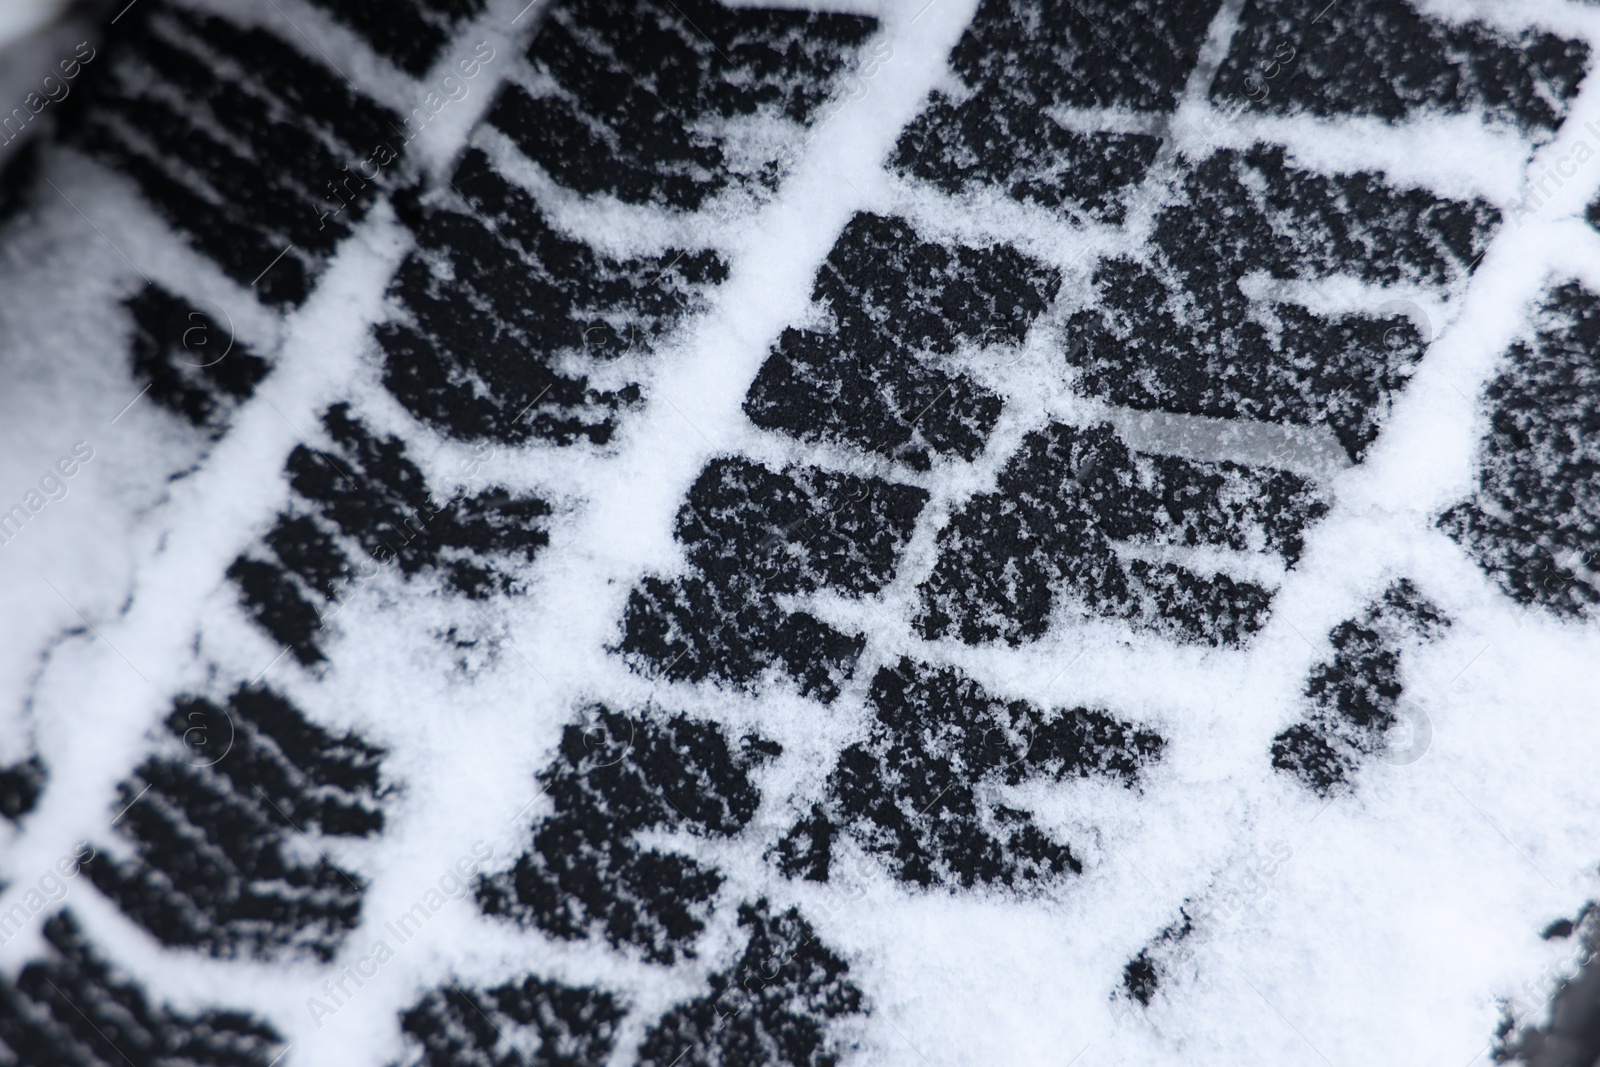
[3,0,1600,1064]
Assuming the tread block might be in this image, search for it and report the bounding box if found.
[65,1,402,306]
[774,657,1163,889]
[1213,0,1588,132]
[950,0,1221,112]
[1068,146,1498,458]
[744,326,1001,470]
[1124,560,1276,646]
[396,974,624,1067]
[84,685,385,961]
[918,423,1324,646]
[493,0,880,207]
[743,213,1061,468]
[381,150,726,445]
[636,900,864,1067]
[292,404,552,588]
[622,574,867,704]
[0,912,284,1067]
[618,458,928,701]
[1270,580,1450,793]
[1441,282,1600,617]
[810,212,1060,358]
[230,403,551,663]
[893,0,1214,215]
[126,286,270,433]
[478,707,779,964]
[0,756,45,824]
[893,92,1160,221]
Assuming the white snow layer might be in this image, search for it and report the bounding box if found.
[1,0,1599,1064]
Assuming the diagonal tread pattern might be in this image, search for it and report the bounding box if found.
[395,974,624,1067]
[84,684,384,962]
[0,911,285,1067]
[619,458,929,701]
[229,402,551,665]
[478,706,779,964]
[1067,145,1498,460]
[380,149,727,447]
[636,899,865,1067]
[743,212,1061,469]
[493,0,879,209]
[918,422,1327,647]
[63,0,403,306]
[892,0,1220,218]
[1213,0,1589,132]
[1441,282,1600,618]
[775,657,1163,889]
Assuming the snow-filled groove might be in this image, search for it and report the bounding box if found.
[3,0,1600,1064]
